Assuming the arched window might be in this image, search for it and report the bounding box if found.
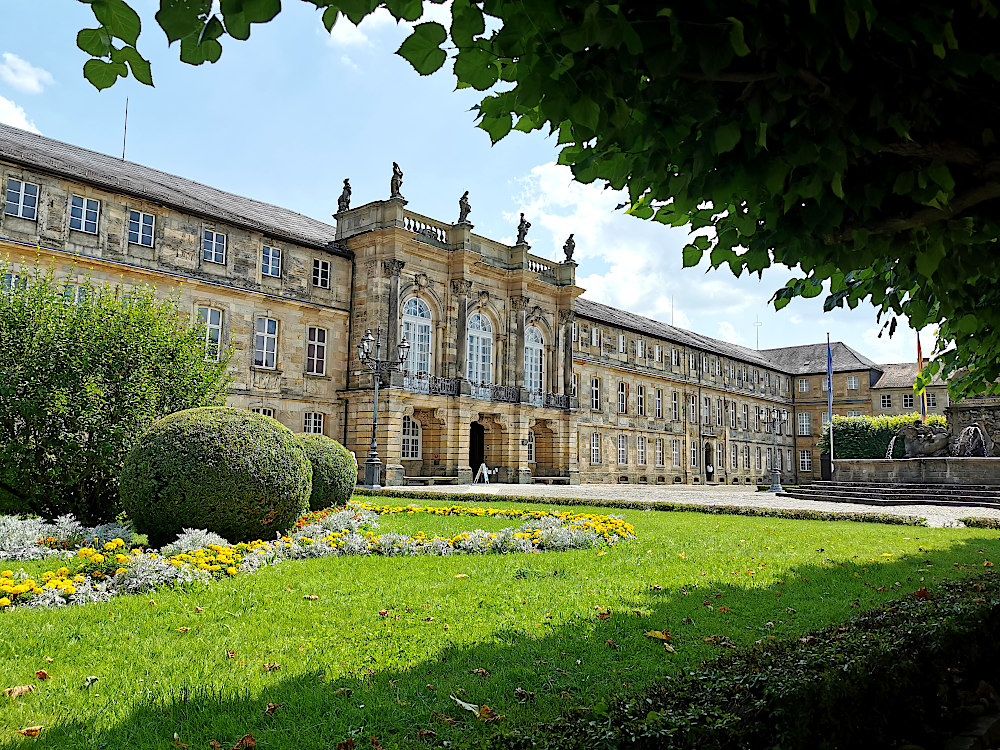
[401,416,421,459]
[401,298,432,374]
[467,313,493,384]
[527,430,535,462]
[525,325,544,392]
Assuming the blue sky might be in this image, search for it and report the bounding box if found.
[0,2,925,363]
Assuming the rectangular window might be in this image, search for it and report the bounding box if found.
[637,385,645,416]
[618,435,627,464]
[655,389,663,419]
[312,259,331,288]
[672,391,679,420]
[262,245,282,277]
[798,412,812,436]
[303,412,324,435]
[903,393,914,409]
[787,449,792,469]
[743,403,749,430]
[127,209,155,247]
[254,316,278,369]
[756,447,762,471]
[672,439,680,467]
[618,382,628,414]
[926,392,938,407]
[572,372,578,397]
[202,229,227,264]
[703,355,709,373]
[717,443,724,469]
[703,395,711,425]
[591,377,601,410]
[800,450,813,472]
[766,447,772,470]
[755,406,761,431]
[306,326,327,376]
[847,410,863,417]
[798,378,810,392]
[731,444,738,469]
[572,322,577,342]
[689,395,697,422]
[69,195,99,233]
[822,412,830,427]
[847,375,859,390]
[690,442,698,468]
[656,438,664,466]
[402,416,421,459]
[250,407,274,418]
[881,394,892,409]
[591,432,602,464]
[197,306,223,362]
[716,398,723,426]
[637,436,646,465]
[5,178,38,220]
[636,340,645,358]
[618,334,626,354]
[655,344,662,362]
[689,353,696,371]
[744,445,750,470]
[671,348,679,366]
[591,327,600,347]
[63,283,88,304]
[730,402,737,428]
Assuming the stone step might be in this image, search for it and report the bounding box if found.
[776,490,1000,510]
[793,486,1000,500]
[816,481,1000,491]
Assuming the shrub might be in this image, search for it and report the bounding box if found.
[0,263,231,523]
[816,412,948,459]
[295,434,356,510]
[119,407,311,546]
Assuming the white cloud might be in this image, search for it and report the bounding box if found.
[340,54,360,72]
[0,53,54,94]
[326,8,397,47]
[717,321,745,345]
[0,96,40,133]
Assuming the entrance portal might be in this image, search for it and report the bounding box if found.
[705,442,714,482]
[469,422,485,477]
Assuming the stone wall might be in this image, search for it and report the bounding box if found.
[946,398,1000,457]
[834,457,1000,485]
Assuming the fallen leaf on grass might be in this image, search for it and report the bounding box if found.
[264,702,285,716]
[16,727,43,737]
[209,742,222,750]
[913,587,931,600]
[431,711,456,725]
[3,685,34,698]
[226,650,236,659]
[985,561,994,567]
[973,598,986,604]
[335,740,355,750]
[195,607,204,614]
[173,732,188,748]
[606,639,618,649]
[663,643,676,653]
[333,688,354,697]
[378,610,389,617]
[559,691,573,700]
[370,738,384,750]
[597,611,611,620]
[423,617,435,622]
[417,729,437,740]
[471,668,489,677]
[232,733,256,749]
[443,624,450,630]
[450,694,504,721]
[596,550,606,557]
[426,684,436,691]
[303,594,318,600]
[644,630,673,641]
[35,670,49,680]
[263,663,281,672]
[454,574,469,579]
[83,676,99,689]
[513,687,535,702]
[177,627,190,633]
[44,657,53,663]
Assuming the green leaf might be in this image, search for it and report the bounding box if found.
[385,0,423,22]
[713,122,741,154]
[454,47,499,91]
[478,113,512,144]
[451,0,485,45]
[925,162,955,194]
[322,7,339,32]
[112,45,154,85]
[77,27,114,58]
[569,98,600,133]
[397,22,448,76]
[831,172,844,199]
[727,17,750,57]
[220,0,282,41]
[844,7,859,40]
[91,0,142,46]
[155,0,211,44]
[681,243,703,268]
[83,58,127,90]
[337,0,380,25]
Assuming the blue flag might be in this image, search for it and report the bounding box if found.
[826,335,834,426]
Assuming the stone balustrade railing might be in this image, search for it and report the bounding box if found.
[401,211,448,243]
[402,372,461,396]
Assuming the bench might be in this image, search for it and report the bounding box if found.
[533,477,571,485]
[403,476,460,486]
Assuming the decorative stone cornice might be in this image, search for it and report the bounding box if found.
[559,309,576,325]
[382,259,405,278]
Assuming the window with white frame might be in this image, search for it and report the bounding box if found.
[797,411,812,436]
[655,389,663,419]
[527,430,535,462]
[5,178,38,220]
[203,229,226,265]
[637,436,646,465]
[754,406,761,431]
[689,352,696,371]
[63,284,88,304]
[262,245,282,277]
[847,410,863,417]
[637,385,645,415]
[655,344,662,362]
[731,443,738,469]
[591,327,600,347]
[800,450,813,472]
[312,259,331,289]
[764,409,772,433]
[798,378,810,392]
[306,326,327,376]
[572,322,577,342]
[591,432,601,463]
[690,442,698,467]
[755,446,762,471]
[467,313,493,383]
[572,372,578,397]
[672,391,679,420]
[580,326,587,345]
[743,445,750,470]
[304,412,325,434]
[716,398,723,426]
[618,334,626,353]
[766,447,772,470]
[591,377,601,410]
[730,402,737,428]
[703,355,709,372]
[672,439,680,467]
[618,381,628,414]
[903,393,914,409]
[671,348,679,366]
[927,392,938,407]
[402,416,422,459]
[618,434,628,464]
[197,306,223,362]
[717,443,724,468]
[703,396,711,425]
[636,340,645,358]
[781,410,788,433]
[250,407,274,418]
[776,450,783,471]
[689,394,697,422]
[403,298,433,375]
[656,437,664,466]
[254,316,278,369]
[821,377,829,392]
[743,403,749,429]
[847,375,859,390]
[881,394,892,409]
[787,449,792,469]
[525,325,544,392]
[127,209,155,247]
[69,195,99,233]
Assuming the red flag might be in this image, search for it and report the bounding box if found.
[917,333,927,422]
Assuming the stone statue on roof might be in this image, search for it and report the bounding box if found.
[516,213,531,245]
[458,191,471,224]
[337,178,351,213]
[563,233,576,263]
[390,162,404,199]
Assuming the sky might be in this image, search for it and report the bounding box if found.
[0,3,926,363]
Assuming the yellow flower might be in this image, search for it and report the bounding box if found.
[227,567,238,576]
[62,585,76,596]
[0,570,12,578]
[0,597,10,607]
[92,554,105,564]
[57,567,70,577]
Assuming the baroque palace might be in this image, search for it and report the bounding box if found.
[0,124,950,486]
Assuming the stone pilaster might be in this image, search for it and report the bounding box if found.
[560,309,575,397]
[511,295,529,388]
[452,278,473,380]
[383,259,405,354]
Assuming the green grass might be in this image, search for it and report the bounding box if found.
[2,498,999,749]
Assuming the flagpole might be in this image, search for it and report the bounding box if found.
[827,333,834,478]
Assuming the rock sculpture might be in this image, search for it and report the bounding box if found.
[516,213,531,244]
[563,233,576,263]
[337,178,351,212]
[390,162,404,199]
[458,191,471,224]
[896,420,955,458]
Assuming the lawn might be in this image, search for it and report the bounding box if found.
[2,497,999,749]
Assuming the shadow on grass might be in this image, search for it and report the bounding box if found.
[22,536,1000,750]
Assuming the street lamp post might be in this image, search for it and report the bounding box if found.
[767,407,785,493]
[357,327,410,489]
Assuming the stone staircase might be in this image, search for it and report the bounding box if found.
[777,480,1000,509]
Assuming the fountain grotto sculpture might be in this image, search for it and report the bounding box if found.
[892,419,993,458]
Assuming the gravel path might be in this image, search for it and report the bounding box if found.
[375,483,1000,528]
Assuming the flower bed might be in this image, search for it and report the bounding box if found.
[0,503,634,610]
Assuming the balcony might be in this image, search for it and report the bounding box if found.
[402,372,461,396]
[470,382,520,403]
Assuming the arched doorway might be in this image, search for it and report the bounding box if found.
[469,422,485,477]
[704,442,714,482]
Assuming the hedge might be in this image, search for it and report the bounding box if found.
[816,412,948,459]
[295,434,356,511]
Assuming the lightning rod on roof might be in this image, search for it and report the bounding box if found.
[753,317,763,349]
[121,98,129,161]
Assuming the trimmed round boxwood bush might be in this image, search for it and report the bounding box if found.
[119,407,312,546]
[295,434,357,511]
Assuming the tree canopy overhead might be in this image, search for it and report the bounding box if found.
[75,0,1000,397]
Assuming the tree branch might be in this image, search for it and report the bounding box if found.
[881,141,983,166]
